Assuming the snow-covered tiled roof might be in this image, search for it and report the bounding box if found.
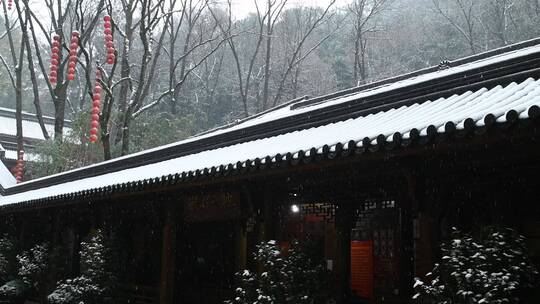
[3,150,37,161]
[0,107,71,141]
[0,116,53,140]
[1,38,540,209]
[1,77,539,206]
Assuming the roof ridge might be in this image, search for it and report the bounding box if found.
[0,107,72,126]
[195,95,310,137]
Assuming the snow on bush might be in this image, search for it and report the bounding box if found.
[413,227,538,304]
[225,240,329,304]
[0,235,31,301]
[48,230,113,304]
[17,242,49,291]
[0,234,16,283]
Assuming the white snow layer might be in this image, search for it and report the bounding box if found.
[1,77,540,206]
[0,115,65,140]
[0,161,15,188]
[4,150,38,161]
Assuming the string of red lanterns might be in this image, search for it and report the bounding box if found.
[88,15,114,143]
[7,0,12,10]
[67,31,79,81]
[49,34,61,84]
[89,69,102,143]
[14,150,24,183]
[104,15,115,64]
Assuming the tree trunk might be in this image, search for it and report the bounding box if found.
[15,38,25,159]
[353,34,360,86]
[114,11,134,145]
[15,71,23,158]
[54,87,68,140]
[359,37,367,84]
[18,3,49,140]
[261,1,273,110]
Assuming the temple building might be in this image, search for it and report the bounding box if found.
[0,107,70,170]
[0,38,539,303]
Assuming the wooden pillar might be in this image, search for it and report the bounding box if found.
[66,224,79,276]
[262,185,277,242]
[160,201,181,304]
[17,214,27,249]
[402,166,423,299]
[253,182,285,273]
[334,202,354,304]
[235,222,247,271]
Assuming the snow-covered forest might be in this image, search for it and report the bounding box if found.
[1,0,540,176]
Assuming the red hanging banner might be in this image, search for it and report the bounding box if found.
[351,240,374,300]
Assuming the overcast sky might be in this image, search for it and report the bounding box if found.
[28,0,350,29]
[229,0,350,19]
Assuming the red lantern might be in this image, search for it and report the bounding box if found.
[7,0,12,10]
[88,68,103,143]
[66,31,79,81]
[14,150,24,183]
[49,35,61,84]
[103,16,115,65]
[107,54,115,64]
